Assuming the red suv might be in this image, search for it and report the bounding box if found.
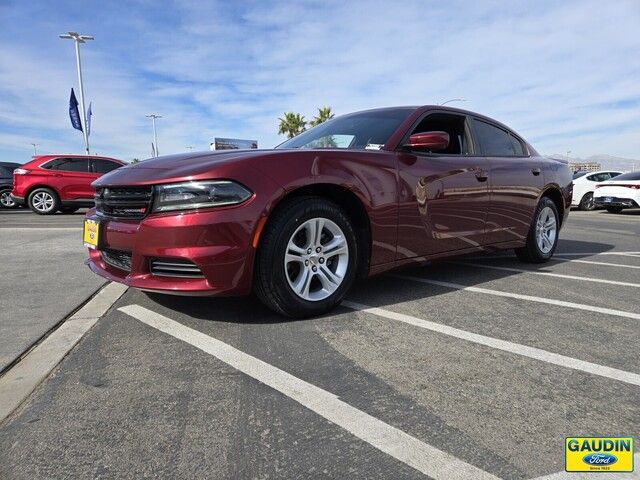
[11,155,124,214]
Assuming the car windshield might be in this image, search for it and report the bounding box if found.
[573,171,588,179]
[276,108,414,150]
[609,171,640,181]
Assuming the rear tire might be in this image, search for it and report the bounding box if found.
[606,206,623,214]
[254,197,358,318]
[0,188,17,209]
[515,197,559,263]
[578,192,595,211]
[28,188,60,215]
[59,207,80,214]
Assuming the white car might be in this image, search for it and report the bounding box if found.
[593,171,640,213]
[571,170,622,210]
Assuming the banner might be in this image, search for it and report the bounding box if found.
[86,102,92,137]
[69,88,83,132]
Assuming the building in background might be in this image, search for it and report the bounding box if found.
[210,138,258,150]
[569,161,601,172]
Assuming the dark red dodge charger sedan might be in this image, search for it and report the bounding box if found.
[85,106,572,317]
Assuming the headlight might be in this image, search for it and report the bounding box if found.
[153,180,252,212]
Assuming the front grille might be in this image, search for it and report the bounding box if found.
[95,186,153,219]
[101,249,132,272]
[150,258,204,278]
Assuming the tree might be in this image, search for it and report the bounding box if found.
[309,106,334,127]
[278,112,306,138]
[131,158,140,164]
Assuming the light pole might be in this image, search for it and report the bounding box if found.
[30,143,39,155]
[566,150,571,162]
[59,32,93,155]
[146,114,162,157]
[440,98,466,106]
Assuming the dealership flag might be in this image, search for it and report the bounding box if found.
[69,88,83,132]
[86,102,92,137]
[151,142,156,157]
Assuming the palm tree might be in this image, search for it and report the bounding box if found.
[309,106,334,127]
[278,112,306,138]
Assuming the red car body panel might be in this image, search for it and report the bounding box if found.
[11,154,124,207]
[86,106,572,296]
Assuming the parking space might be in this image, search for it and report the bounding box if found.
[0,209,105,371]
[0,211,638,479]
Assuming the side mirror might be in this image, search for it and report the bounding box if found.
[405,131,450,151]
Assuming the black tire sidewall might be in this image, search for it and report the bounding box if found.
[28,188,60,215]
[530,198,559,260]
[256,198,358,317]
[580,192,595,210]
[0,188,16,209]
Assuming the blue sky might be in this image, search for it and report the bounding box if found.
[0,0,639,163]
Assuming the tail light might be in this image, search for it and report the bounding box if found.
[596,184,640,189]
[13,168,29,175]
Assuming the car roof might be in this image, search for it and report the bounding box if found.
[24,154,123,166]
[347,105,525,138]
[577,170,623,176]
[0,161,22,167]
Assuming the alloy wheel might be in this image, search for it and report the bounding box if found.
[0,191,15,207]
[284,217,349,301]
[535,206,557,254]
[32,191,55,212]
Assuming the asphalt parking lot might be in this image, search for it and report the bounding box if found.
[0,209,639,479]
[0,209,104,371]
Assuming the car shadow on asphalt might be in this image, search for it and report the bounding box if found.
[144,239,616,324]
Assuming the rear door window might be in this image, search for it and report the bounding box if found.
[509,134,525,156]
[44,158,90,172]
[472,120,516,156]
[92,159,121,174]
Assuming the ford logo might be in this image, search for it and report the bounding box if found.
[582,453,617,465]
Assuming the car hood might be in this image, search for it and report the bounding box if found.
[94,149,285,186]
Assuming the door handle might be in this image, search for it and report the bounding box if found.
[473,169,488,182]
[531,168,541,176]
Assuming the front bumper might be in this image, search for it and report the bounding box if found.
[9,194,25,206]
[85,202,261,296]
[594,197,639,208]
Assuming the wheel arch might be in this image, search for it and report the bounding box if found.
[25,184,61,202]
[540,185,565,226]
[260,183,372,278]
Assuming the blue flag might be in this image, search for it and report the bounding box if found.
[69,88,83,132]
[86,102,92,137]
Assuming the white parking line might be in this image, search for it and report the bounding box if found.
[341,301,640,387]
[119,304,498,480]
[0,227,80,231]
[561,259,640,270]
[391,275,640,320]
[472,252,640,259]
[451,262,640,288]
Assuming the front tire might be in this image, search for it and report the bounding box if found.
[254,197,358,318]
[515,197,559,263]
[579,192,595,211]
[606,206,623,214]
[0,188,17,209]
[28,188,60,215]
